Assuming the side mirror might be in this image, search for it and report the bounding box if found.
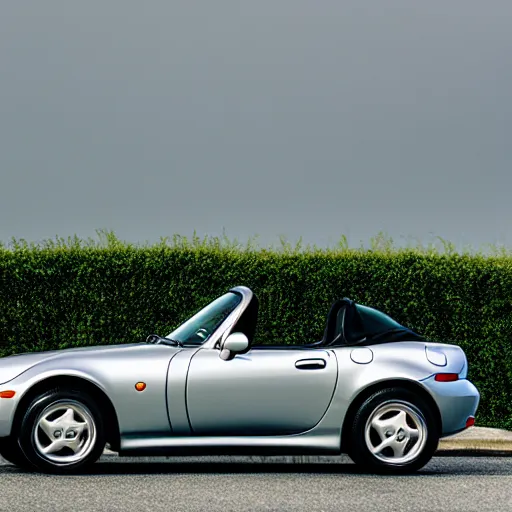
[219,332,249,361]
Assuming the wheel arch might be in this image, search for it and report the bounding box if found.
[12,375,121,452]
[340,378,442,453]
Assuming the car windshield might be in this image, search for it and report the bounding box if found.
[166,292,242,346]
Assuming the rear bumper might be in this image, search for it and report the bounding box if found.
[421,376,480,437]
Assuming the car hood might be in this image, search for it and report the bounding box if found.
[0,343,175,385]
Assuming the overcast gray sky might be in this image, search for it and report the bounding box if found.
[1,1,510,249]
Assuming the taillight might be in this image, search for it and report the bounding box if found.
[434,373,459,382]
[466,416,475,428]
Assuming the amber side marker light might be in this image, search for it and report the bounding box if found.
[0,390,16,399]
[135,382,147,392]
[434,373,459,382]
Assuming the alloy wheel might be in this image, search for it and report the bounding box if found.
[364,400,427,464]
[32,399,97,465]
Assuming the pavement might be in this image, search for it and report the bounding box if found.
[1,428,511,512]
[1,456,511,512]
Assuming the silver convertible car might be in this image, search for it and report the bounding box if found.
[0,286,479,474]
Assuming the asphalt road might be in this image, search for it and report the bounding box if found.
[1,455,511,512]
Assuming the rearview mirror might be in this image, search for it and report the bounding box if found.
[219,332,249,361]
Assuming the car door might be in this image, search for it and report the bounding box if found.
[185,346,338,436]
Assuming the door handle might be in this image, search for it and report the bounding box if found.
[295,358,326,370]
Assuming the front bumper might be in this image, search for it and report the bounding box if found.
[421,376,480,437]
[0,390,20,437]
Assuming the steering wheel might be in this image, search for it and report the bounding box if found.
[195,328,210,341]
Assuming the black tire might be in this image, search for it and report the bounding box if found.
[347,387,439,474]
[17,388,106,474]
[0,436,33,470]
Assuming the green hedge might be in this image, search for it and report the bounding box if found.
[1,235,511,429]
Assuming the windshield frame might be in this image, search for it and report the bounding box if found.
[164,287,253,349]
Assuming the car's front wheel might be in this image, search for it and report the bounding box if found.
[347,387,439,474]
[17,388,105,474]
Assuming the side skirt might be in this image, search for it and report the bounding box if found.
[118,432,342,457]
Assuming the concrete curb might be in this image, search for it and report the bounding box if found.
[435,449,512,457]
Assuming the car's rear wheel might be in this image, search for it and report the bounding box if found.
[347,387,439,474]
[17,388,105,474]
